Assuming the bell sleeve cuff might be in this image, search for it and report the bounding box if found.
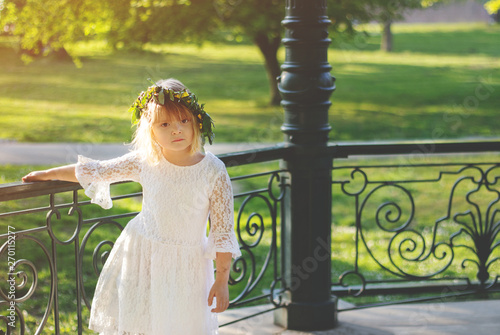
[204,232,242,260]
[75,155,113,209]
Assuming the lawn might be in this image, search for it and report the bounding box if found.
[330,23,500,141]
[0,23,499,144]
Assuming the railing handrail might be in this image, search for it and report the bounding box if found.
[329,139,500,158]
[0,180,80,202]
[217,143,291,165]
[2,139,499,202]
[0,145,292,202]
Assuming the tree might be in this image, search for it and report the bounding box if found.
[365,0,442,52]
[0,0,378,105]
[0,0,110,62]
[484,0,500,22]
[208,0,377,105]
[212,0,283,105]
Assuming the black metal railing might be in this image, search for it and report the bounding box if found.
[329,140,500,310]
[0,146,289,334]
[1,141,500,333]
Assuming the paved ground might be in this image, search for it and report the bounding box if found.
[219,299,500,335]
[0,142,275,165]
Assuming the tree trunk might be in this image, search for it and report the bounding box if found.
[19,40,44,58]
[52,47,72,61]
[381,20,393,52]
[254,33,282,106]
[494,10,500,23]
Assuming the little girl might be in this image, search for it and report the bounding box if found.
[22,78,241,335]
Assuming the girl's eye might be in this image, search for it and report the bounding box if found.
[161,123,169,127]
[181,119,189,124]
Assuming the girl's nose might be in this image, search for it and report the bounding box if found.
[172,122,182,134]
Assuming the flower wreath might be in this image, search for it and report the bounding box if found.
[128,83,215,145]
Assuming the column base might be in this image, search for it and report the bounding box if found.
[273,297,338,331]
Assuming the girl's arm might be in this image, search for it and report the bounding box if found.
[207,251,232,313]
[22,164,78,183]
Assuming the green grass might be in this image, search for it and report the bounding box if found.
[0,22,499,144]
[329,23,500,141]
[0,40,280,143]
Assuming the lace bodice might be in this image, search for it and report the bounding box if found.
[75,151,241,259]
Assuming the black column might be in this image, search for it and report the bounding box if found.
[274,0,337,331]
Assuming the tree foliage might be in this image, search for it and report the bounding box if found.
[485,0,500,13]
[484,0,500,22]
[0,0,445,102]
[0,0,110,61]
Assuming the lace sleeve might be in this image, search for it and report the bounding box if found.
[204,169,241,260]
[75,152,142,210]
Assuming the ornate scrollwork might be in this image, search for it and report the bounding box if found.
[228,252,248,286]
[238,209,266,249]
[269,277,285,307]
[340,168,368,196]
[0,302,25,334]
[0,235,55,334]
[339,271,366,297]
[267,171,286,202]
[333,163,500,297]
[46,192,83,245]
[229,171,284,306]
[357,183,442,278]
[79,220,124,309]
[231,193,274,303]
[441,165,500,286]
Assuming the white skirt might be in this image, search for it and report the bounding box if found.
[88,219,218,335]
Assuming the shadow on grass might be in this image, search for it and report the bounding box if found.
[0,47,267,106]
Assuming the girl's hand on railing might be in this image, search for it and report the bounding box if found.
[22,170,52,183]
[22,164,77,183]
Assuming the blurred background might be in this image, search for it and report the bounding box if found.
[1,2,499,332]
[0,0,498,171]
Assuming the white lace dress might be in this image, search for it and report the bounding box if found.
[75,151,241,335]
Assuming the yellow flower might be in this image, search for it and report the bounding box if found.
[197,114,202,119]
[181,92,189,98]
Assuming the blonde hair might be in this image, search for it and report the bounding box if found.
[131,79,203,165]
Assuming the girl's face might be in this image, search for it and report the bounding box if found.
[152,110,195,155]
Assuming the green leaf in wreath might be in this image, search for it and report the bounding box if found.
[158,88,165,105]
